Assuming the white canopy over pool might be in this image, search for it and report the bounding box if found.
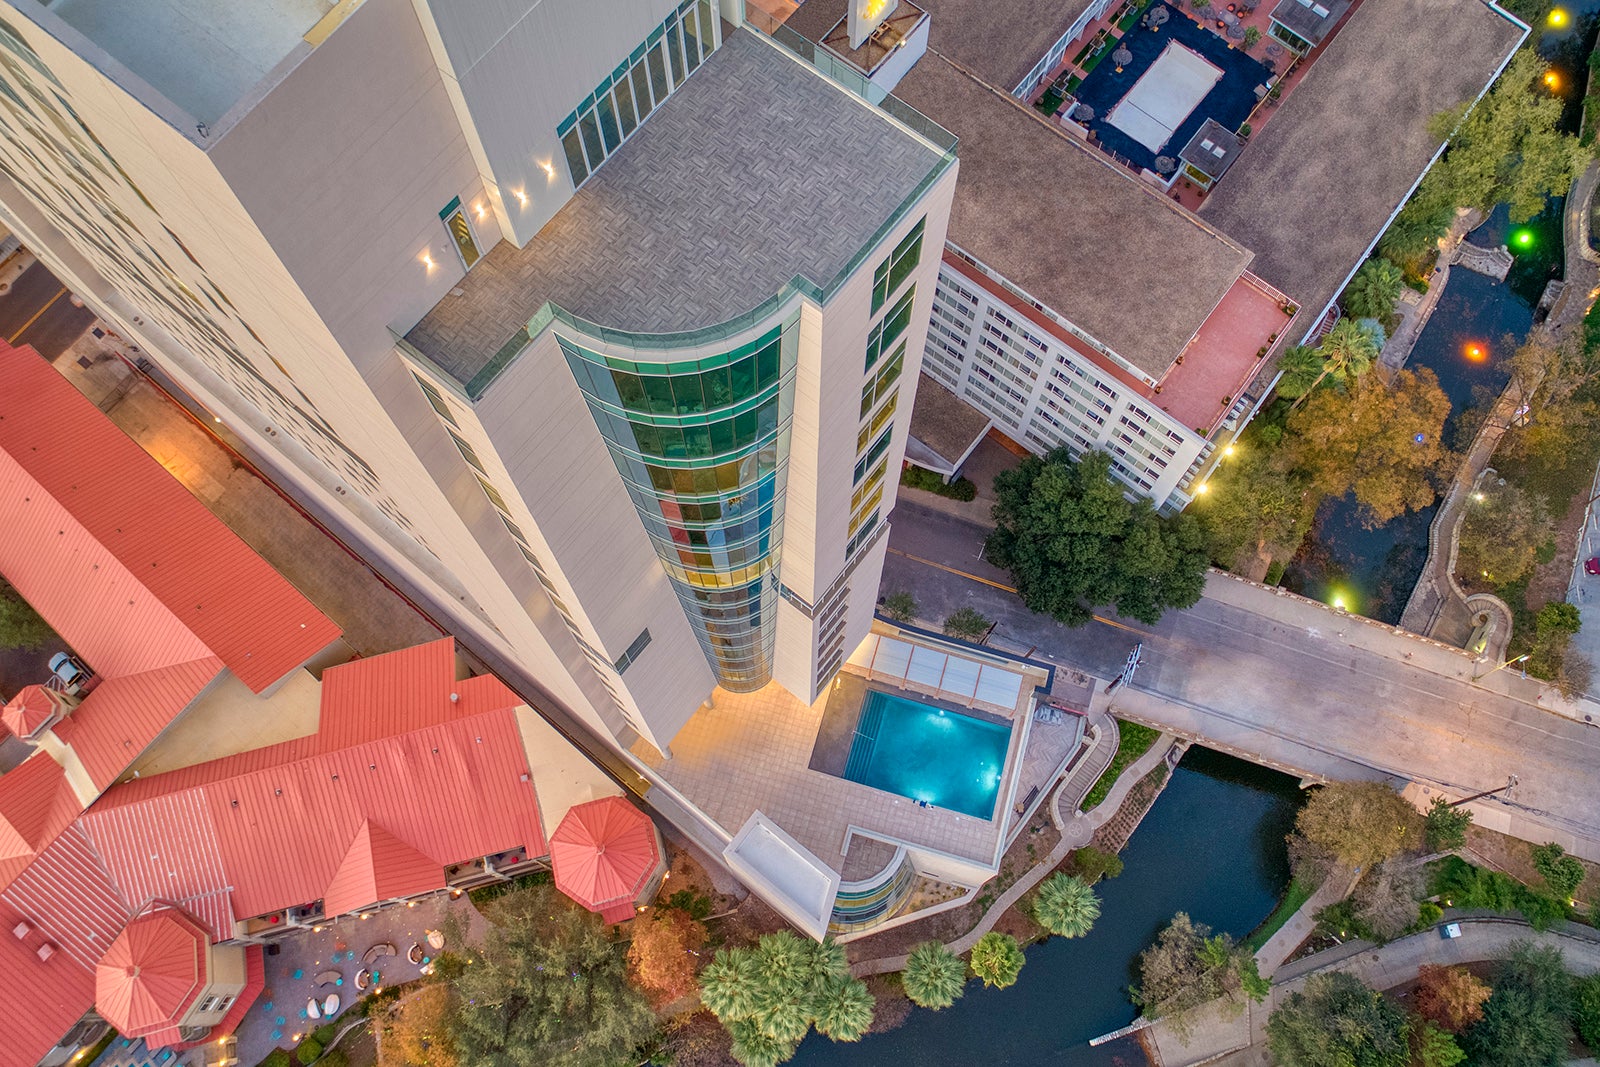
[847,633,1025,709]
[1107,42,1222,152]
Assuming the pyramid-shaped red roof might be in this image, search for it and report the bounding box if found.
[0,755,79,862]
[1,686,66,739]
[94,909,208,1037]
[550,796,660,917]
[322,819,445,918]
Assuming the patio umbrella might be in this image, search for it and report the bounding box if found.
[1148,6,1169,28]
[1155,156,1178,174]
[1072,103,1096,122]
[1112,46,1133,72]
[550,796,663,923]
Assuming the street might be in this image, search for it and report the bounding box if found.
[883,497,1600,858]
[0,260,96,359]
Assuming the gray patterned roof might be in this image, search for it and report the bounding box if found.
[405,29,946,384]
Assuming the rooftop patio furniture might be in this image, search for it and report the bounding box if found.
[426,930,445,950]
[1227,22,1245,38]
[323,994,340,1016]
[306,999,321,1020]
[362,942,397,965]
[315,970,342,986]
[407,943,425,964]
[355,968,371,990]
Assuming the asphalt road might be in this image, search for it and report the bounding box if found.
[883,498,1600,852]
[0,260,96,359]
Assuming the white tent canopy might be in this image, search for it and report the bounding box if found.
[847,633,1025,710]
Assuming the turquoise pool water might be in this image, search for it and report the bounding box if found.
[842,690,1011,820]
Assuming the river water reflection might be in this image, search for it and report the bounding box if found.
[790,748,1302,1067]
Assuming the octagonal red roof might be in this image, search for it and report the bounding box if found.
[550,796,660,920]
[95,909,209,1037]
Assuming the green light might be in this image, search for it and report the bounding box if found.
[1514,229,1534,247]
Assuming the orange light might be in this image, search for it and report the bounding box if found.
[1464,343,1487,362]
[1545,71,1561,89]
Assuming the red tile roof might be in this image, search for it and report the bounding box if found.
[0,905,96,1067]
[95,908,209,1037]
[53,658,224,791]
[322,819,446,918]
[0,341,341,692]
[2,822,129,970]
[550,796,660,917]
[314,641,521,751]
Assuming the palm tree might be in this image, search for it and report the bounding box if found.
[1275,345,1324,400]
[1287,320,1378,411]
[969,932,1026,989]
[1342,258,1405,320]
[902,941,967,1009]
[727,1018,789,1067]
[1032,873,1102,938]
[700,947,760,1021]
[807,974,875,1041]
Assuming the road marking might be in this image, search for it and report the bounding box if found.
[8,286,66,343]
[885,545,1159,637]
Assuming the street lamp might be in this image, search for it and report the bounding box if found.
[1472,652,1530,682]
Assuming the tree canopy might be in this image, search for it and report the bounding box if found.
[1423,797,1472,852]
[445,886,657,1067]
[968,933,1026,989]
[1134,913,1267,1027]
[1342,259,1406,322]
[1286,369,1453,528]
[1266,972,1410,1067]
[626,907,706,1006]
[902,941,966,1010]
[1462,942,1572,1067]
[1413,964,1491,1034]
[1292,781,1423,872]
[699,932,873,1066]
[986,449,1208,626]
[1457,479,1547,585]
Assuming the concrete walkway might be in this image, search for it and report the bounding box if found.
[1152,915,1600,1067]
[851,713,1177,977]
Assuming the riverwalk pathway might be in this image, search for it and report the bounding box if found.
[849,716,1178,978]
[1148,915,1600,1066]
[1400,159,1600,645]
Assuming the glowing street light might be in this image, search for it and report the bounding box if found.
[1223,444,1236,457]
[1194,481,1210,495]
[1549,7,1567,25]
[1545,70,1561,90]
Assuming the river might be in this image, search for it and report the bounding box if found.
[790,748,1303,1067]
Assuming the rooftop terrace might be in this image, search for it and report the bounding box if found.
[1200,0,1524,331]
[404,27,950,386]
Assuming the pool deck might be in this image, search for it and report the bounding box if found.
[637,625,1064,881]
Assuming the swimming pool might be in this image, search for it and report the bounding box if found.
[842,690,1012,820]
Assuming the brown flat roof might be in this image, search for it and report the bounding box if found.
[893,52,1252,378]
[909,373,991,464]
[1199,0,1523,329]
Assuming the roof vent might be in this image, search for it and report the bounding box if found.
[449,692,459,703]
[36,942,55,962]
[12,921,30,939]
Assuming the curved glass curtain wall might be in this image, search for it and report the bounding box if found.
[560,318,799,692]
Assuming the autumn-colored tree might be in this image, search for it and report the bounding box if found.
[1292,780,1424,872]
[377,983,459,1067]
[627,908,707,1005]
[1413,964,1491,1033]
[1286,369,1453,528]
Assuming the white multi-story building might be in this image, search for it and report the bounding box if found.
[0,0,953,810]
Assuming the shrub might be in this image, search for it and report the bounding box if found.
[942,608,991,641]
[661,888,714,921]
[902,941,966,1010]
[255,1052,293,1067]
[880,591,917,623]
[1429,855,1570,929]
[1573,972,1600,1049]
[1418,901,1444,925]
[1073,845,1124,885]
[1531,842,1586,899]
[968,933,1025,989]
[1424,797,1472,851]
[900,465,978,501]
[317,1052,348,1067]
[311,1023,338,1046]
[1080,721,1161,811]
[295,1038,322,1066]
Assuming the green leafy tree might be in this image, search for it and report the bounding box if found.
[1135,913,1263,1027]
[1286,369,1453,528]
[1242,25,1261,49]
[1072,846,1125,885]
[0,578,54,652]
[1266,971,1410,1067]
[1462,940,1573,1067]
[1195,444,1313,569]
[1410,1019,1466,1067]
[698,932,872,1066]
[968,933,1025,989]
[901,941,966,1010]
[1424,797,1472,852]
[1343,259,1406,322]
[1573,972,1600,1050]
[1527,601,1582,682]
[1530,842,1586,899]
[446,885,657,1067]
[1292,781,1424,872]
[942,607,991,641]
[986,449,1208,626]
[1032,873,1101,938]
[1458,480,1547,584]
[880,591,917,623]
